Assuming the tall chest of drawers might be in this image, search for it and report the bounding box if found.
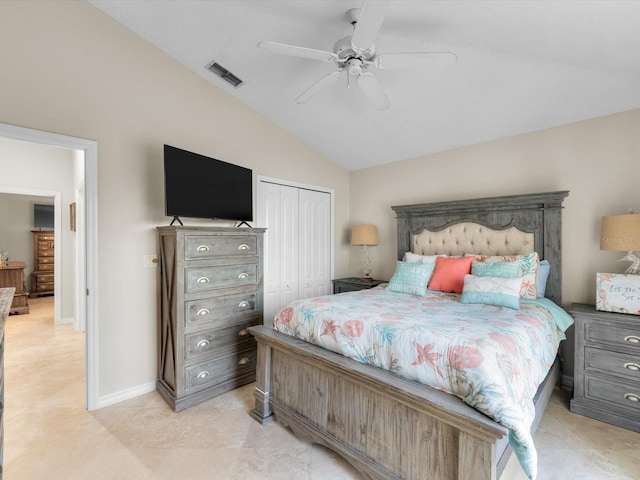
[570,303,640,432]
[31,230,55,297]
[156,226,265,411]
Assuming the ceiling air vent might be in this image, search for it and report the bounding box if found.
[205,60,243,87]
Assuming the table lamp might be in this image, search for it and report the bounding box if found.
[600,213,640,274]
[351,224,378,279]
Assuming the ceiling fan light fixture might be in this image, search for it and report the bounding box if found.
[347,58,364,76]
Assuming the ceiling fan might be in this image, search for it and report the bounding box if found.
[258,0,457,110]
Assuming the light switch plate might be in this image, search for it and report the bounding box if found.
[144,255,158,267]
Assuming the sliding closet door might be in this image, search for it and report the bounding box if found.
[279,185,300,308]
[261,182,299,327]
[299,188,331,299]
[258,179,332,327]
[261,181,280,327]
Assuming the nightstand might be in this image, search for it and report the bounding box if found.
[570,303,640,432]
[332,277,386,294]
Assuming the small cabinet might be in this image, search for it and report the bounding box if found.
[156,226,265,412]
[0,262,29,314]
[570,303,640,432]
[31,230,55,297]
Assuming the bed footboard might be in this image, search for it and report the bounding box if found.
[248,325,508,480]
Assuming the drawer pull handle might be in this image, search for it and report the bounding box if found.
[239,329,249,337]
[624,335,640,344]
[238,273,249,279]
[197,371,209,380]
[238,301,250,308]
[197,308,210,316]
[238,357,250,365]
[197,277,210,284]
[197,339,209,348]
[624,393,640,403]
[238,244,249,250]
[197,245,210,252]
[625,362,640,372]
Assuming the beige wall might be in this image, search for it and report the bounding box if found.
[350,108,640,306]
[0,1,350,402]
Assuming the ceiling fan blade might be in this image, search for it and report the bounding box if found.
[357,72,390,110]
[351,0,390,53]
[374,52,458,70]
[295,70,344,104]
[258,41,338,62]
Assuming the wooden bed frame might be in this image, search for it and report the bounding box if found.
[248,191,569,480]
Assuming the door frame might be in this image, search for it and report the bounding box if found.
[0,122,99,411]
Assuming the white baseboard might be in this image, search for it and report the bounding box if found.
[94,380,156,410]
[58,316,74,325]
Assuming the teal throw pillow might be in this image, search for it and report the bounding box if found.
[471,259,522,278]
[387,261,434,296]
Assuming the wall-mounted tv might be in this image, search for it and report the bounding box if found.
[164,145,253,224]
[34,203,54,229]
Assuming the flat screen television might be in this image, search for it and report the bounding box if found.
[164,145,253,224]
[34,204,54,229]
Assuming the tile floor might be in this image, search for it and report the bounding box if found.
[4,297,639,479]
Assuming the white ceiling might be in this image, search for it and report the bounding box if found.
[89,0,640,171]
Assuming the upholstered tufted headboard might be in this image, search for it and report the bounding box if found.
[411,223,534,257]
[392,191,569,304]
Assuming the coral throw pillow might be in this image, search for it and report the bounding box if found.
[428,256,474,294]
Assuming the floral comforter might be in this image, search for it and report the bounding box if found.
[273,287,573,480]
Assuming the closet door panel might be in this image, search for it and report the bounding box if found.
[260,182,282,327]
[280,185,299,307]
[258,179,332,325]
[299,189,331,299]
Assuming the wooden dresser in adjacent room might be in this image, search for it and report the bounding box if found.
[156,226,265,411]
[31,230,55,298]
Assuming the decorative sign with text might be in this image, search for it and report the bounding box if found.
[596,273,640,315]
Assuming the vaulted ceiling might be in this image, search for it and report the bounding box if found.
[89,1,640,171]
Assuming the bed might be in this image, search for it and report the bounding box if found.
[248,191,570,480]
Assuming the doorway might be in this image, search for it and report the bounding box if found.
[0,190,62,323]
[0,122,98,410]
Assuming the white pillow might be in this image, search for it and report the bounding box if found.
[459,274,522,309]
[403,252,447,264]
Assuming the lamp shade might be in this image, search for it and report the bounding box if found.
[600,214,640,251]
[351,224,378,246]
